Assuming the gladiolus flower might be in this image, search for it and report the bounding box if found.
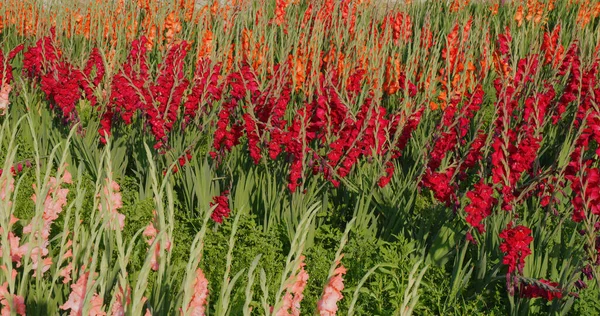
[276,256,309,316]
[499,224,533,274]
[61,271,104,316]
[60,262,73,284]
[97,179,125,230]
[5,232,27,267]
[143,217,172,271]
[0,282,26,316]
[210,191,231,223]
[90,295,106,316]
[185,268,209,316]
[317,263,346,316]
[520,279,563,301]
[111,285,131,316]
[465,181,496,233]
[0,84,11,116]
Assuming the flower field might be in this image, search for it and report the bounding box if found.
[1,0,600,314]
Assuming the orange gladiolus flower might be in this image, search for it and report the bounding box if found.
[490,3,499,15]
[383,56,401,95]
[576,2,592,27]
[164,11,182,45]
[198,29,214,60]
[242,28,252,61]
[225,44,234,74]
[450,0,460,13]
[492,52,511,79]
[273,0,290,26]
[515,5,524,27]
[146,25,157,51]
[526,0,536,21]
[138,0,151,11]
[292,54,306,92]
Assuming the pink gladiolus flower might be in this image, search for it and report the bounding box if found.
[60,262,73,284]
[63,239,74,259]
[0,84,11,116]
[26,175,70,268]
[0,215,19,236]
[0,177,14,209]
[63,170,73,184]
[277,293,294,316]
[143,213,172,271]
[144,223,161,271]
[30,246,53,277]
[90,294,106,316]
[57,239,74,283]
[6,232,27,267]
[98,179,125,230]
[0,282,26,316]
[143,221,158,241]
[185,268,209,316]
[277,256,309,316]
[317,263,347,316]
[61,271,94,315]
[0,266,17,281]
[111,285,131,316]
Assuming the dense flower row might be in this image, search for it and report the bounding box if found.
[4,19,600,303]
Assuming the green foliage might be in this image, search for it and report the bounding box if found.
[201,214,286,312]
[572,283,600,315]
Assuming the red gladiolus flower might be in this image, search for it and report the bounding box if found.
[425,85,483,176]
[421,168,457,207]
[499,224,533,274]
[110,36,150,125]
[213,99,243,155]
[520,279,563,301]
[286,111,309,192]
[461,131,486,172]
[23,30,103,124]
[147,42,191,144]
[178,150,193,167]
[183,58,222,125]
[378,162,395,188]
[210,191,231,223]
[497,27,512,60]
[553,43,581,124]
[569,167,600,222]
[243,113,262,164]
[465,181,496,233]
